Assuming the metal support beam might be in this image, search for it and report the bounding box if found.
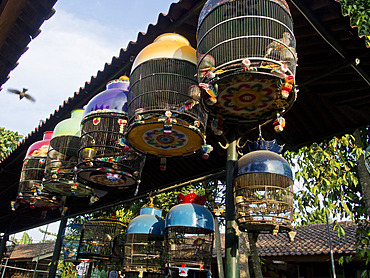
[288,0,370,86]
[48,217,68,278]
[68,170,226,218]
[225,135,239,278]
[0,234,8,264]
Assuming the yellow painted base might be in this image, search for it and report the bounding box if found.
[127,120,204,157]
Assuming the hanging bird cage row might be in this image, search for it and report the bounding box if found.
[122,192,214,278]
[77,218,126,261]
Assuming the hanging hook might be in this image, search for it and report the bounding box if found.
[218,133,230,149]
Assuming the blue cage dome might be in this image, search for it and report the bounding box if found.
[83,77,129,117]
[165,203,215,232]
[234,150,293,180]
[126,207,165,235]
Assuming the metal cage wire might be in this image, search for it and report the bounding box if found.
[77,112,145,189]
[197,0,296,76]
[62,224,83,263]
[234,172,293,233]
[44,136,92,196]
[128,59,208,133]
[124,233,164,273]
[18,157,62,209]
[77,219,126,261]
[196,0,297,125]
[164,227,214,270]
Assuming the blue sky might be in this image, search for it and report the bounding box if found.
[0,0,175,138]
[6,0,176,242]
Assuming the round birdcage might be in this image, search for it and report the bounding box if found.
[234,149,294,233]
[77,218,126,261]
[62,223,83,264]
[164,202,214,276]
[44,109,93,197]
[77,77,145,191]
[15,131,62,210]
[124,207,165,276]
[196,0,297,126]
[127,33,210,162]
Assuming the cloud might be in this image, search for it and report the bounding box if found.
[0,9,123,135]
[0,0,176,136]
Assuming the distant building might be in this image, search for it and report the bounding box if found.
[213,221,368,278]
[1,242,55,278]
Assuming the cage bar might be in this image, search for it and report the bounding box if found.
[44,109,92,197]
[196,0,297,126]
[77,77,145,191]
[127,34,211,160]
[77,219,126,262]
[15,131,62,211]
[164,202,214,277]
[124,207,165,276]
[62,223,83,264]
[234,150,294,233]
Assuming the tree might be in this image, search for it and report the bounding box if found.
[10,232,33,245]
[338,0,370,45]
[0,127,23,159]
[283,131,370,276]
[38,228,57,243]
[284,134,363,226]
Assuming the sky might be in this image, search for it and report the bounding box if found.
[4,0,176,242]
[0,0,176,138]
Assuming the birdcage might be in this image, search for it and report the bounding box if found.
[77,77,145,191]
[77,218,126,261]
[62,223,83,264]
[14,131,62,211]
[43,109,93,197]
[127,33,212,167]
[164,192,214,277]
[234,139,294,233]
[124,206,165,276]
[196,0,297,128]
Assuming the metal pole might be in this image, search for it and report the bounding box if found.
[48,217,68,278]
[33,224,49,278]
[325,211,336,278]
[1,258,8,278]
[0,234,9,265]
[225,134,239,278]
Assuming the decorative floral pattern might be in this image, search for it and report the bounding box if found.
[143,128,189,150]
[93,117,101,125]
[217,76,278,118]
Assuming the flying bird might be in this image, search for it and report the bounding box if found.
[7,88,36,102]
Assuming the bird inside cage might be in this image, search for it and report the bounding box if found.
[263,32,292,60]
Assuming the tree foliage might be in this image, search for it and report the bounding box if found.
[284,134,363,225]
[10,232,33,245]
[56,261,78,278]
[338,0,370,45]
[0,127,23,159]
